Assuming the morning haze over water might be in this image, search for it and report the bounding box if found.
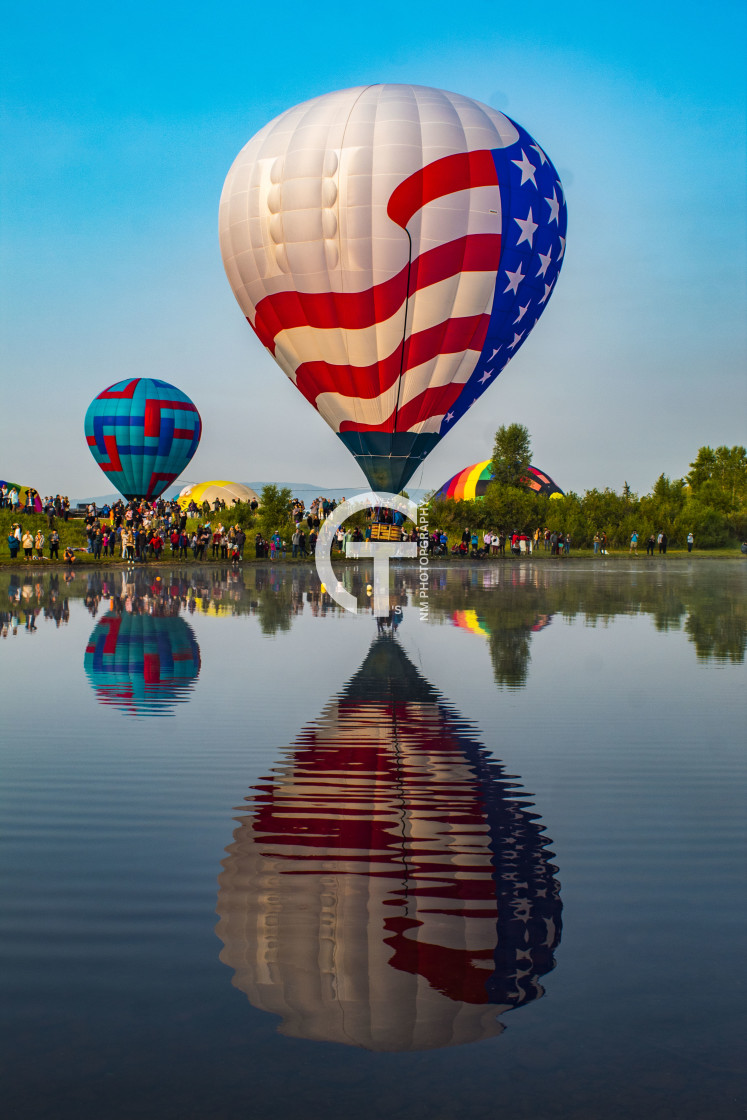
[0,559,744,1119]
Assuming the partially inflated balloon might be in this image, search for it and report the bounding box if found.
[435,460,564,500]
[220,84,567,492]
[84,378,201,500]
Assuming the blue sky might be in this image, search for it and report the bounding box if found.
[1,0,745,498]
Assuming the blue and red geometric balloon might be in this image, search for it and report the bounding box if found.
[84,378,201,501]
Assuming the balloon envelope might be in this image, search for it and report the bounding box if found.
[1,482,41,509]
[84,613,201,716]
[177,480,259,511]
[220,84,567,492]
[216,637,561,1050]
[435,460,564,501]
[84,378,201,501]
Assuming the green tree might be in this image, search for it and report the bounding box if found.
[489,423,531,487]
[482,483,536,532]
[687,445,747,507]
[257,484,294,539]
[673,501,730,548]
[222,501,256,531]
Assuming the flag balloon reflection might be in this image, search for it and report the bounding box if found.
[216,636,561,1050]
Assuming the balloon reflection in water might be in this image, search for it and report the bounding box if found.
[216,636,561,1051]
[84,614,201,716]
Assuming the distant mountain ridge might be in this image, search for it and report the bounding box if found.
[70,481,431,507]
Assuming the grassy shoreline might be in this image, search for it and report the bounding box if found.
[2,548,743,573]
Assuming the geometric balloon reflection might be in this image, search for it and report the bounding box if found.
[216,636,561,1051]
[84,613,200,717]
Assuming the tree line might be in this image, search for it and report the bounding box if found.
[427,425,747,549]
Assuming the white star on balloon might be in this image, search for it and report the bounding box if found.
[514,208,538,247]
[536,248,552,278]
[444,411,454,422]
[558,236,566,259]
[539,281,554,304]
[503,263,525,294]
[545,188,560,225]
[489,347,501,360]
[478,369,493,384]
[530,142,548,165]
[508,331,525,350]
[514,302,530,323]
[511,149,537,187]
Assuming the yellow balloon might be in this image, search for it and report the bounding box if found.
[178,481,259,511]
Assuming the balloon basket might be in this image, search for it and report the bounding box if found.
[370,523,403,543]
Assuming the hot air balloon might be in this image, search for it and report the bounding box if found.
[177,480,259,511]
[219,84,567,493]
[84,378,201,501]
[84,612,201,716]
[435,460,564,501]
[216,636,561,1050]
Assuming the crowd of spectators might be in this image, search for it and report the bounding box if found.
[4,486,642,565]
[0,487,72,519]
[448,527,575,557]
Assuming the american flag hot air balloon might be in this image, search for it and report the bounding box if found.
[219,85,567,492]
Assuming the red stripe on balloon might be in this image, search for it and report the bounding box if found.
[146,471,178,498]
[101,617,121,654]
[384,916,495,1004]
[143,654,160,684]
[143,399,199,438]
[295,313,489,404]
[387,150,499,229]
[101,434,123,473]
[252,234,501,351]
[98,379,140,400]
[339,381,465,434]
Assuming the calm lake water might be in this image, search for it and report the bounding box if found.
[1,560,745,1120]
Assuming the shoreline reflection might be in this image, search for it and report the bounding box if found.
[1,564,742,677]
[215,635,562,1051]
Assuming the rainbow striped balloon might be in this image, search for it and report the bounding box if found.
[434,460,564,501]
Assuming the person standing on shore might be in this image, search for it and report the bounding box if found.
[630,531,638,553]
[646,534,655,556]
[687,532,694,553]
[49,530,60,560]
